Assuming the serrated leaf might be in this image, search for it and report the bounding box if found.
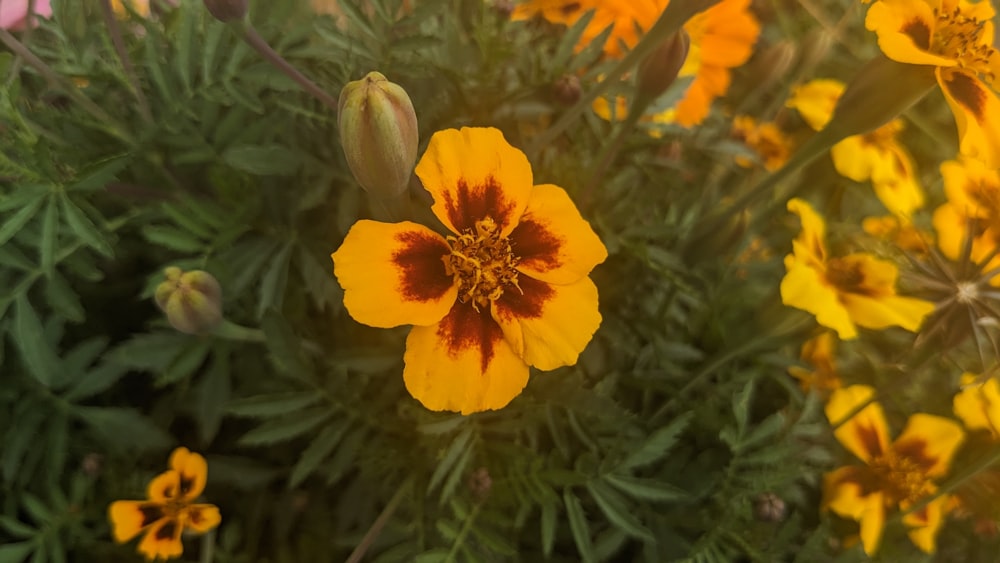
[540,499,557,557]
[619,411,693,471]
[195,350,231,445]
[412,549,449,563]
[732,379,755,438]
[604,473,691,503]
[260,310,312,383]
[13,296,59,387]
[64,154,130,192]
[288,419,347,488]
[585,480,654,542]
[0,192,44,247]
[564,490,596,563]
[227,392,322,418]
[43,272,85,324]
[427,426,474,494]
[438,442,473,505]
[237,408,330,446]
[62,362,128,403]
[76,407,172,452]
[156,339,212,387]
[109,333,188,372]
[142,225,204,253]
[39,194,57,275]
[59,195,113,256]
[417,415,467,435]
[257,242,293,319]
[735,412,787,454]
[552,9,595,71]
[222,145,300,176]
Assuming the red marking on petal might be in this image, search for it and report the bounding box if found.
[178,474,194,497]
[393,231,453,302]
[139,505,165,528]
[496,275,554,320]
[444,177,517,233]
[901,18,931,50]
[510,219,563,272]
[437,302,504,373]
[945,72,986,122]
[155,519,178,540]
[855,422,884,458]
[894,439,936,471]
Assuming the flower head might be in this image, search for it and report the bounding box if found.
[954,374,1000,439]
[932,157,1000,286]
[865,0,1000,167]
[824,385,964,554]
[0,0,52,30]
[787,331,841,393]
[780,198,936,339]
[109,448,221,561]
[786,79,925,217]
[332,127,607,414]
[731,115,792,172]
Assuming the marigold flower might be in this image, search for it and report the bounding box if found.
[331,127,607,414]
[780,198,936,340]
[112,0,151,18]
[865,0,1000,168]
[862,215,932,254]
[787,331,841,393]
[514,0,760,127]
[109,448,221,561]
[824,385,964,554]
[0,0,52,30]
[731,115,792,172]
[954,374,1000,439]
[932,158,1000,285]
[786,79,925,217]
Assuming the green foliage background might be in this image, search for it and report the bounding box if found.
[2,0,999,561]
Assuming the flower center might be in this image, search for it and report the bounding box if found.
[444,217,521,311]
[869,452,935,505]
[933,7,997,79]
[826,257,871,295]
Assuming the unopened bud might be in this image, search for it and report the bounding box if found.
[202,0,248,22]
[467,467,492,500]
[338,71,419,200]
[552,74,582,106]
[754,492,786,522]
[746,40,797,91]
[637,30,690,99]
[154,267,223,335]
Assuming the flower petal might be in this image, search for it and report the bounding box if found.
[108,501,166,543]
[858,492,887,556]
[953,376,1000,439]
[333,220,457,328]
[938,67,1000,169]
[493,276,601,371]
[509,184,607,285]
[147,470,182,503]
[839,292,936,333]
[137,517,184,561]
[826,385,891,463]
[781,257,857,339]
[415,127,532,237]
[183,504,222,534]
[893,413,965,478]
[903,494,950,553]
[822,465,872,518]
[786,79,844,131]
[865,0,957,66]
[169,447,207,501]
[403,303,529,414]
[787,198,827,265]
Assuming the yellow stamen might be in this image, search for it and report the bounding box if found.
[444,217,521,311]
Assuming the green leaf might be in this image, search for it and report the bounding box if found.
[227,392,322,418]
[109,333,189,372]
[551,9,595,71]
[585,480,654,542]
[603,473,692,503]
[62,362,128,403]
[0,541,34,563]
[237,408,331,446]
[76,407,172,452]
[438,442,473,505]
[564,490,596,563]
[222,145,301,176]
[289,420,348,488]
[195,350,231,445]
[540,499,557,558]
[59,195,113,257]
[156,339,212,387]
[257,242,293,319]
[619,411,693,471]
[0,516,35,538]
[142,225,204,253]
[64,154,130,192]
[20,494,51,524]
[427,426,474,494]
[0,192,44,247]
[13,296,60,387]
[260,311,313,383]
[735,412,787,454]
[43,272,84,324]
[39,194,58,275]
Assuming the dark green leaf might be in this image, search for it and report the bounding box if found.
[585,480,654,542]
[257,242,293,319]
[0,541,34,563]
[564,490,596,563]
[76,407,172,452]
[237,409,331,446]
[0,192,45,247]
[142,225,204,253]
[604,473,692,503]
[39,195,57,275]
[619,411,693,471]
[222,145,301,176]
[59,195,113,256]
[289,420,348,488]
[227,392,322,418]
[427,426,474,494]
[13,296,59,387]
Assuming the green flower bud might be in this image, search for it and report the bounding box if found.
[155,267,223,335]
[637,30,690,100]
[202,0,248,22]
[338,72,419,200]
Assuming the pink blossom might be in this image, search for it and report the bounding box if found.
[0,0,53,30]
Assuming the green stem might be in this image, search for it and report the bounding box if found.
[580,92,654,206]
[526,0,721,157]
[210,319,265,343]
[199,529,216,563]
[345,479,412,563]
[100,0,153,123]
[445,502,483,562]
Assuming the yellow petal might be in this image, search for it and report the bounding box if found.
[137,517,184,561]
[787,198,827,264]
[823,465,872,518]
[938,67,1000,169]
[332,220,457,328]
[870,144,924,217]
[786,79,844,131]
[953,376,1000,439]
[826,385,891,463]
[839,292,936,333]
[108,501,166,543]
[182,504,221,534]
[403,303,529,414]
[940,158,1000,218]
[858,492,887,556]
[493,276,601,371]
[168,447,207,502]
[830,137,881,182]
[509,184,607,285]
[903,493,950,553]
[931,203,967,260]
[865,0,957,66]
[893,413,965,478]
[415,127,533,237]
[147,470,181,503]
[780,258,857,339]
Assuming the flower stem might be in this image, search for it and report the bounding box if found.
[525,0,721,157]
[238,22,340,113]
[580,92,655,206]
[199,529,216,563]
[345,479,412,563]
[210,319,265,342]
[100,0,153,123]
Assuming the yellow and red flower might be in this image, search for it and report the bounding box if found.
[780,198,935,340]
[862,215,932,254]
[787,331,841,393]
[109,448,221,561]
[824,385,964,554]
[932,157,1000,285]
[731,115,792,172]
[332,127,607,414]
[865,0,1000,168]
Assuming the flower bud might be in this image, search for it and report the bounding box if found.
[154,267,223,335]
[552,74,582,106]
[746,40,797,92]
[202,0,247,22]
[637,30,690,100]
[338,72,419,200]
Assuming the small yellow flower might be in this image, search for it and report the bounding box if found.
[332,127,608,414]
[731,115,792,172]
[954,374,1000,439]
[787,332,841,393]
[824,385,964,555]
[865,0,1000,168]
[109,448,221,561]
[862,214,932,254]
[786,79,925,217]
[112,0,151,18]
[932,158,1000,285]
[780,198,936,339]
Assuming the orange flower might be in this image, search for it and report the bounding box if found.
[787,332,841,393]
[932,158,1000,286]
[332,127,607,414]
[109,448,221,561]
[731,115,792,171]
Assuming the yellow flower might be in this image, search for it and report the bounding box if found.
[332,127,607,414]
[787,332,841,393]
[786,79,925,217]
[780,198,936,340]
[824,385,964,555]
[932,158,1000,285]
[515,0,760,127]
[731,115,792,171]
[865,0,1000,168]
[109,448,221,561]
[954,374,1000,439]
[112,0,150,17]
